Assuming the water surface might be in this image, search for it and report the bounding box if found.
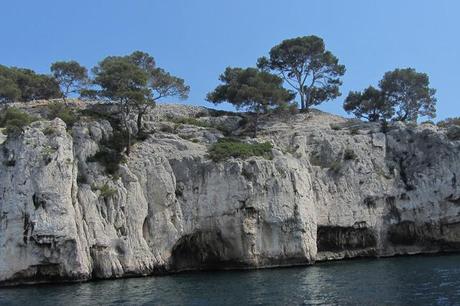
[1,254,460,305]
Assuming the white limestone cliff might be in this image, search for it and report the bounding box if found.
[0,103,459,285]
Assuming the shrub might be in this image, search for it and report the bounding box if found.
[329,160,343,174]
[86,130,127,175]
[169,117,211,128]
[446,126,460,141]
[46,102,79,127]
[273,102,299,115]
[349,126,360,135]
[92,183,117,199]
[343,148,357,161]
[87,149,124,175]
[330,123,341,130]
[438,117,460,128]
[0,107,37,136]
[43,126,57,135]
[208,138,273,162]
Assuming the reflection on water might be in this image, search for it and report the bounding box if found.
[1,254,460,305]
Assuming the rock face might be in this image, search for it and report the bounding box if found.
[0,104,459,285]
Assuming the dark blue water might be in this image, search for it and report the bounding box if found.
[1,254,460,305]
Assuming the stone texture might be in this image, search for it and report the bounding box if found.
[0,103,459,285]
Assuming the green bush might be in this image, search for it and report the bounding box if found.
[43,125,57,135]
[87,149,124,175]
[46,102,79,127]
[92,183,117,199]
[330,123,341,130]
[169,116,211,128]
[0,107,37,136]
[208,138,273,162]
[438,117,460,128]
[87,130,127,175]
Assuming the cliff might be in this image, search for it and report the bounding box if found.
[0,102,459,286]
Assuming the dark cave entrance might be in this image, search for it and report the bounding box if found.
[170,230,237,271]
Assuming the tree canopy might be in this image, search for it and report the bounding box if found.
[344,68,437,122]
[257,35,345,111]
[379,68,436,121]
[51,60,88,99]
[0,65,61,102]
[343,86,393,122]
[207,67,294,137]
[0,75,21,103]
[91,51,190,153]
[124,51,190,133]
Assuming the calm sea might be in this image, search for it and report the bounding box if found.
[1,254,460,305]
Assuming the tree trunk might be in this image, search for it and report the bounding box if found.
[299,90,305,110]
[304,90,311,112]
[136,111,144,135]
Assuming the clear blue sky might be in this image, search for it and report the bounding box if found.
[1,0,458,120]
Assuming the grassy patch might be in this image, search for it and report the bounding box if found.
[208,138,273,162]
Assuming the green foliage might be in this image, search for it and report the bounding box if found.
[50,61,88,98]
[169,116,211,128]
[344,68,437,122]
[272,101,299,117]
[92,183,117,199]
[0,75,21,103]
[208,138,273,162]
[330,123,342,130]
[0,65,61,102]
[43,126,57,135]
[93,55,149,103]
[0,107,37,136]
[344,86,393,122]
[46,102,79,127]
[207,67,294,137]
[380,68,436,121]
[86,130,127,175]
[437,117,460,128]
[90,51,190,150]
[257,35,346,110]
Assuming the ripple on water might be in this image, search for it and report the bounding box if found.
[1,254,460,306]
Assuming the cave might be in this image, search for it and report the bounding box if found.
[170,230,236,271]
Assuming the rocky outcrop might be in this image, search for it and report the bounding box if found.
[0,103,459,285]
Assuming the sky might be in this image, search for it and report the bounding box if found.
[0,0,459,120]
